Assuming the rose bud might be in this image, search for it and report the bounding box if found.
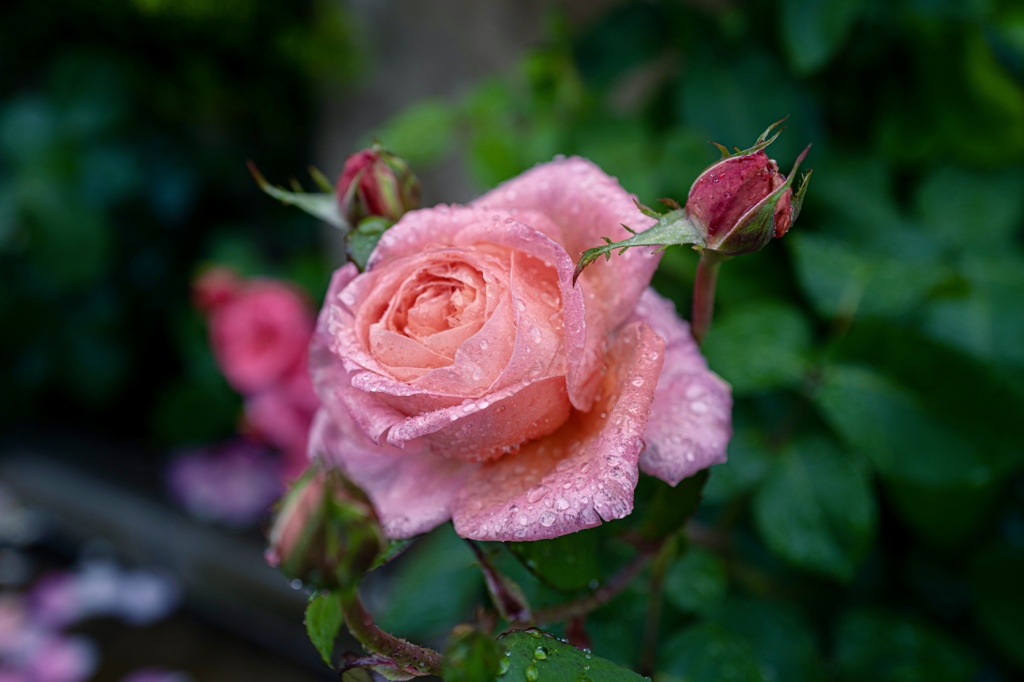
[266,467,386,590]
[336,145,421,226]
[686,124,810,256]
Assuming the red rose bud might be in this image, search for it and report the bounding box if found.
[686,124,810,256]
[266,467,386,590]
[336,145,421,226]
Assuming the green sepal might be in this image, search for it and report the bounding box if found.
[347,216,394,271]
[248,161,348,231]
[306,590,345,666]
[573,208,706,283]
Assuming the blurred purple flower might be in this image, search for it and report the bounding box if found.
[25,636,97,682]
[30,562,179,629]
[166,440,284,526]
[121,669,192,682]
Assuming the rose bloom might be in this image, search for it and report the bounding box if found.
[310,158,731,541]
[197,272,314,395]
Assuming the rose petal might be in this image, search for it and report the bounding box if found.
[451,321,665,541]
[471,156,660,330]
[387,375,572,461]
[308,409,475,539]
[631,289,732,484]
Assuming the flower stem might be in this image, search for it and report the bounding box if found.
[691,250,727,346]
[639,534,679,677]
[531,549,653,625]
[339,587,442,676]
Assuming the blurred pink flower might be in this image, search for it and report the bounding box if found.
[244,357,320,480]
[196,274,314,395]
[310,157,732,541]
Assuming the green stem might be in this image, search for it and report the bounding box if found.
[640,535,679,677]
[339,588,442,676]
[691,250,727,346]
[531,548,653,625]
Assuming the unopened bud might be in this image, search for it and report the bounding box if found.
[266,467,385,590]
[336,145,421,226]
[442,624,501,682]
[686,122,810,256]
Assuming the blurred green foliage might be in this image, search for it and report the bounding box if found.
[369,0,1024,679]
[0,0,350,445]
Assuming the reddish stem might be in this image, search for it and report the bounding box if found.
[691,250,726,345]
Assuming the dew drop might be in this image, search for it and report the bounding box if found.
[528,325,543,344]
[539,511,556,527]
[498,658,510,675]
[534,646,548,660]
[690,401,709,414]
[519,515,529,526]
[480,338,489,350]
[525,663,540,681]
[555,497,570,510]
[631,376,645,387]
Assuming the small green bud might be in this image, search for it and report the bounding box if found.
[266,467,386,591]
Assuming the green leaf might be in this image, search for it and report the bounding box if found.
[923,254,1024,369]
[372,99,459,167]
[835,609,979,682]
[971,545,1024,672]
[346,216,392,270]
[248,161,346,230]
[883,478,999,547]
[664,547,727,615]
[789,233,959,320]
[915,165,1024,254]
[508,531,600,592]
[781,0,862,74]
[306,591,344,666]
[659,623,769,682]
[702,427,774,504]
[814,364,991,486]
[497,630,646,681]
[632,470,709,541]
[574,208,704,283]
[373,524,483,641]
[712,599,824,682]
[752,437,875,580]
[702,301,812,394]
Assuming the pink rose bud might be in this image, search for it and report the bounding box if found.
[686,124,810,256]
[266,468,385,590]
[336,145,421,226]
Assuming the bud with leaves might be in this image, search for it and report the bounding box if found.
[266,467,386,591]
[336,144,421,226]
[687,124,810,256]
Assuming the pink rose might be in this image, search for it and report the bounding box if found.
[199,276,315,394]
[309,157,731,541]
